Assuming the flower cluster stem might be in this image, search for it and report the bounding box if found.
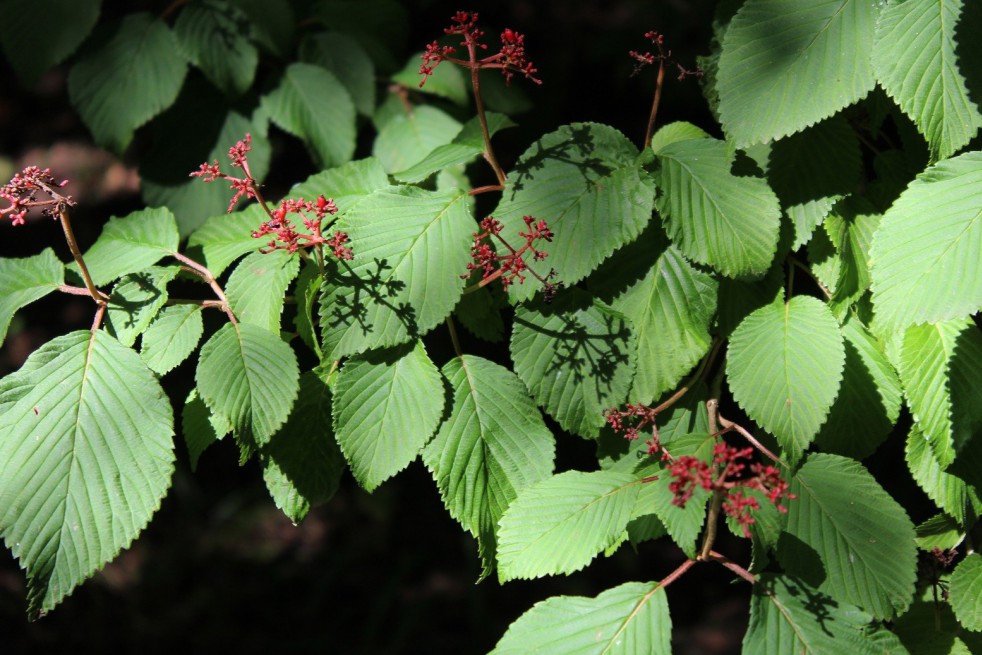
[643,60,666,150]
[468,43,507,187]
[59,209,107,306]
[171,252,237,325]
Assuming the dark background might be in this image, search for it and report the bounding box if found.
[0,1,933,653]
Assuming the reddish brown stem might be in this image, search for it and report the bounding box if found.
[466,41,507,187]
[468,184,504,196]
[716,413,787,468]
[172,253,237,325]
[706,550,757,585]
[58,208,108,305]
[643,60,666,150]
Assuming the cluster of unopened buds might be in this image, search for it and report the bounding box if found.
[191,134,352,260]
[605,405,796,537]
[629,30,704,80]
[420,11,541,87]
[1,166,72,226]
[464,215,561,300]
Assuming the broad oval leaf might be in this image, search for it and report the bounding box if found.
[261,63,356,168]
[494,122,656,302]
[422,355,554,578]
[497,470,641,581]
[67,13,188,152]
[299,31,376,116]
[140,304,205,376]
[75,207,180,286]
[225,250,301,332]
[873,0,982,162]
[372,105,462,174]
[174,0,258,97]
[511,290,637,438]
[0,331,175,618]
[778,453,917,620]
[727,296,845,464]
[950,554,982,632]
[333,341,443,492]
[0,0,100,87]
[195,322,299,446]
[654,136,781,278]
[490,582,671,655]
[870,151,982,331]
[0,249,64,345]
[717,0,878,146]
[319,186,473,358]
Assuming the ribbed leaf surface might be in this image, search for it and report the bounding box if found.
[372,105,462,173]
[286,157,392,210]
[141,305,205,376]
[195,322,299,445]
[497,470,640,580]
[727,296,845,464]
[333,342,443,491]
[319,186,473,358]
[654,137,781,278]
[0,0,100,86]
[779,454,917,619]
[511,290,636,438]
[76,207,179,286]
[717,0,878,146]
[394,113,514,183]
[744,574,897,655]
[0,331,174,618]
[67,13,187,152]
[906,426,979,526]
[422,356,554,578]
[490,582,671,655]
[0,249,64,345]
[870,152,982,331]
[104,266,180,347]
[950,554,982,632]
[225,250,300,333]
[174,0,258,96]
[261,63,356,168]
[494,122,655,301]
[874,0,982,161]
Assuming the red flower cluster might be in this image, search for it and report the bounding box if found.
[419,11,541,87]
[190,133,261,213]
[604,403,661,453]
[629,30,703,80]
[1,166,72,226]
[464,215,553,291]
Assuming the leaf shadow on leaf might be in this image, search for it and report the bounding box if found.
[776,531,827,590]
[323,256,417,339]
[941,324,982,491]
[954,1,982,134]
[586,220,667,302]
[107,271,164,332]
[760,574,840,638]
[505,124,611,200]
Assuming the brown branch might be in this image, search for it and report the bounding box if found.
[59,208,108,305]
[643,60,666,150]
[706,550,757,585]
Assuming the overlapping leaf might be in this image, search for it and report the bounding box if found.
[394,112,514,183]
[104,266,180,347]
[67,13,187,151]
[873,0,982,161]
[286,157,392,211]
[906,426,980,526]
[490,582,671,655]
[511,290,636,438]
[186,204,267,276]
[225,250,300,333]
[333,342,443,492]
[950,554,982,632]
[0,331,174,618]
[318,186,473,358]
[174,0,258,96]
[717,0,878,146]
[496,470,641,581]
[727,296,845,464]
[392,51,468,105]
[195,322,299,446]
[809,197,880,315]
[653,136,781,278]
[778,454,917,619]
[299,31,376,116]
[372,105,462,174]
[0,0,100,87]
[894,600,976,655]
[141,304,205,376]
[422,356,554,577]
[0,249,64,345]
[494,122,655,302]
[181,388,229,470]
[75,207,180,286]
[870,152,982,331]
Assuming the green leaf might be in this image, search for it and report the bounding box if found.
[181,388,229,471]
[0,249,64,345]
[225,250,300,333]
[332,342,443,491]
[744,574,903,655]
[494,123,655,302]
[261,63,356,168]
[186,204,265,276]
[950,554,982,632]
[310,0,409,71]
[75,207,180,286]
[511,290,637,438]
[497,470,641,581]
[870,152,982,331]
[453,280,505,343]
[319,186,473,358]
[174,0,257,96]
[299,31,376,116]
[654,136,781,278]
[261,372,344,524]
[422,356,554,578]
[0,330,174,618]
[906,426,980,526]
[717,0,878,147]
[286,157,392,212]
[727,296,846,464]
[894,600,973,655]
[815,317,902,460]
[294,261,323,357]
[372,105,462,174]
[0,0,100,87]
[490,582,672,655]
[778,453,917,620]
[648,121,711,153]
[195,322,299,446]
[914,514,966,552]
[141,304,205,376]
[810,197,881,313]
[392,51,468,105]
[104,266,180,347]
[67,13,187,152]
[393,112,515,183]
[873,0,982,161]
[231,0,293,57]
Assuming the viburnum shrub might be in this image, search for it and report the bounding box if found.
[3,1,982,652]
